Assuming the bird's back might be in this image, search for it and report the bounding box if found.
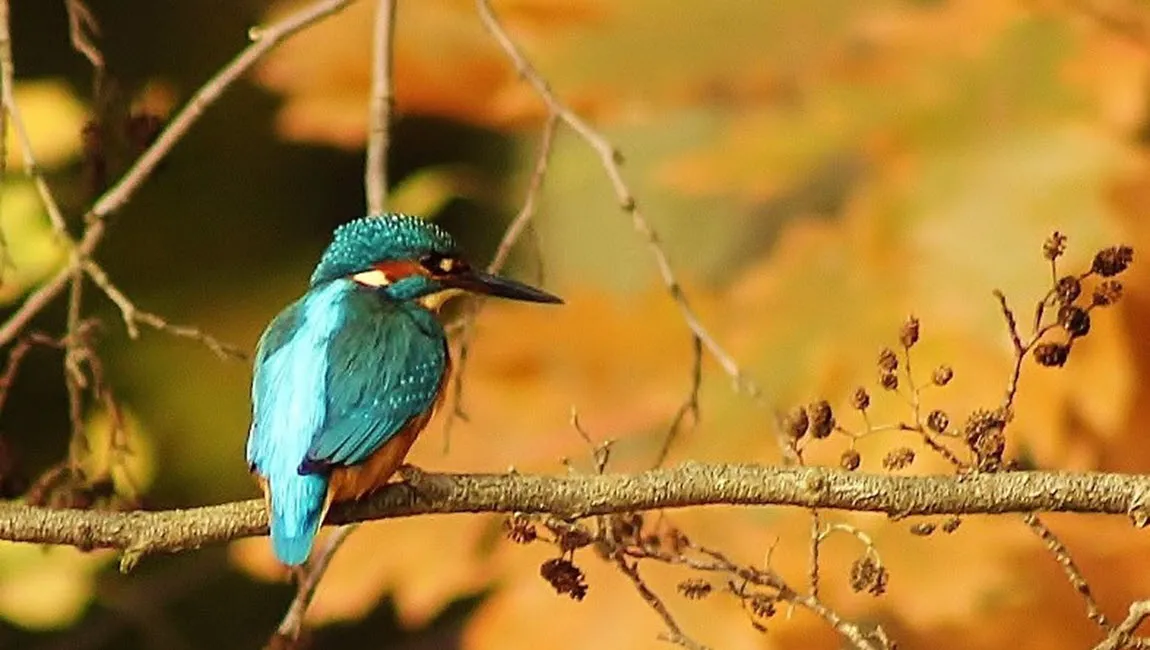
[247,280,448,564]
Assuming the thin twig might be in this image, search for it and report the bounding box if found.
[996,287,1110,632]
[476,0,765,402]
[274,524,358,641]
[443,113,559,439]
[1021,513,1110,629]
[0,0,354,350]
[0,0,8,273]
[364,0,396,214]
[82,260,245,359]
[808,508,821,598]
[613,553,709,650]
[0,331,55,414]
[633,533,887,649]
[1093,599,1150,650]
[0,0,68,236]
[65,0,105,74]
[64,269,87,467]
[654,334,702,467]
[92,0,353,223]
[995,288,1059,412]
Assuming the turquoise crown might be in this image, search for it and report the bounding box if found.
[310,214,458,286]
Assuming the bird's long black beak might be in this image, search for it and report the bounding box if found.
[449,270,563,304]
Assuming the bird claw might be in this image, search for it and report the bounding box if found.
[396,463,453,502]
[396,463,427,485]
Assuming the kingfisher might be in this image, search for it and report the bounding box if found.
[246,213,562,566]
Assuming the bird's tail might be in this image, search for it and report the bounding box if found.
[267,472,329,566]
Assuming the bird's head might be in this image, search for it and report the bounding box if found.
[310,214,562,308]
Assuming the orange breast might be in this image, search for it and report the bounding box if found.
[325,352,451,504]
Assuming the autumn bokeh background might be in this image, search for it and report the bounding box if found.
[2,0,1150,648]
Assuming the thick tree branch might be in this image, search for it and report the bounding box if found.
[1,463,1148,560]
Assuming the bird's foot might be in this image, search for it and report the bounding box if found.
[396,463,452,502]
[396,463,427,485]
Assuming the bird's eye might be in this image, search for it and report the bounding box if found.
[421,253,468,275]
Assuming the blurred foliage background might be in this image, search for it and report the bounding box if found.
[1,0,1150,648]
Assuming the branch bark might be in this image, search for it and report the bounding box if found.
[364,0,396,214]
[1,463,1147,560]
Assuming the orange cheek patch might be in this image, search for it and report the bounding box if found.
[351,260,426,287]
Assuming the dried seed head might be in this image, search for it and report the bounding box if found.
[749,595,777,619]
[964,409,1007,471]
[931,365,954,386]
[677,579,713,600]
[926,409,950,434]
[900,316,920,348]
[941,516,962,533]
[1043,232,1067,260]
[1034,342,1071,367]
[1092,280,1123,307]
[849,556,889,596]
[809,400,835,439]
[840,449,862,471]
[1057,305,1091,338]
[540,558,588,601]
[1091,245,1134,277]
[851,387,871,411]
[504,514,538,544]
[1054,276,1082,305]
[611,513,644,543]
[882,447,916,471]
[909,522,936,536]
[558,527,594,552]
[878,347,899,372]
[783,406,810,440]
[963,409,1006,441]
[879,370,899,392]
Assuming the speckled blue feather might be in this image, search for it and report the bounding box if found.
[248,215,450,566]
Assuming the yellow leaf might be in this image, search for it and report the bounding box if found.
[0,545,109,630]
[0,181,70,305]
[5,80,87,170]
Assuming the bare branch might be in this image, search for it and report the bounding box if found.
[364,0,396,214]
[475,0,766,402]
[654,334,702,467]
[613,554,709,650]
[82,260,245,359]
[1,464,1149,559]
[1022,513,1110,629]
[1094,599,1150,650]
[0,0,68,236]
[0,0,354,350]
[445,114,559,434]
[273,524,358,642]
[92,0,353,222]
[65,0,105,74]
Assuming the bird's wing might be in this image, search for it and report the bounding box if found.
[247,283,346,476]
[247,298,306,471]
[302,303,447,471]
